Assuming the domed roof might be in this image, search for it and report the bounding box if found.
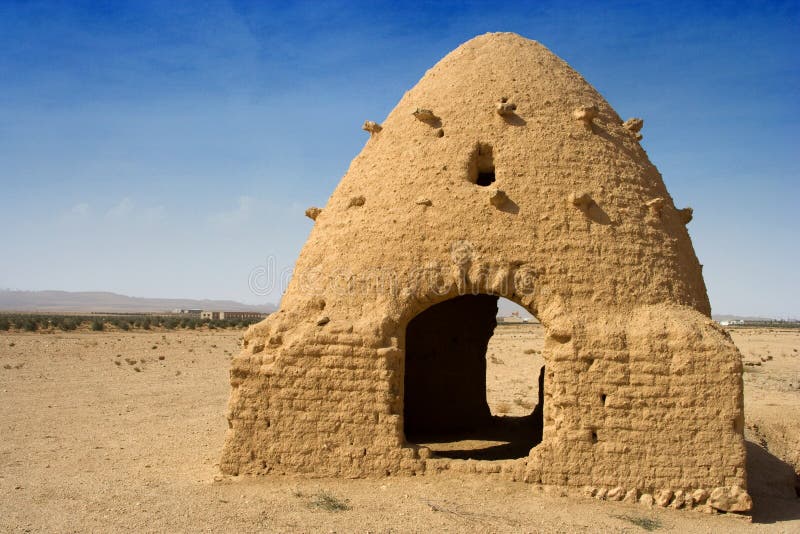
[283,31,706,325]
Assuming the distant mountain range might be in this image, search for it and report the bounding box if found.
[0,290,276,314]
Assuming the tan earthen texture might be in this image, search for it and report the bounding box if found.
[221,33,748,512]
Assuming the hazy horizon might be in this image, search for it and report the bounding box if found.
[1,1,798,317]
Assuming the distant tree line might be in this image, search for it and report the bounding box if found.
[0,313,265,332]
[724,320,800,329]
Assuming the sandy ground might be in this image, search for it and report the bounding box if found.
[0,325,798,532]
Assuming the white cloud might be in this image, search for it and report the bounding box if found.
[209,196,254,225]
[141,205,166,224]
[107,197,134,219]
[70,203,89,217]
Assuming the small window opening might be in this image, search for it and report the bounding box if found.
[469,143,496,187]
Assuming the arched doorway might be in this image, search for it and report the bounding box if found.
[403,294,544,460]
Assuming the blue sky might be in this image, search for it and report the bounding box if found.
[0,0,798,317]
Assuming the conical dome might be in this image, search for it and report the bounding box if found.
[221,33,748,512]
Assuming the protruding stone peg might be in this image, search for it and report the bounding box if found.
[305,207,322,221]
[496,97,517,116]
[573,104,599,129]
[569,191,593,210]
[623,117,644,141]
[412,108,438,122]
[623,117,643,132]
[678,207,693,224]
[348,195,366,208]
[488,188,508,207]
[362,120,382,136]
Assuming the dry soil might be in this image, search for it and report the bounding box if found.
[0,325,798,532]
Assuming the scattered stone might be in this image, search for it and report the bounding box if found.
[670,490,685,509]
[362,120,382,135]
[708,485,752,512]
[654,489,673,507]
[316,316,330,326]
[639,493,654,507]
[583,486,597,498]
[623,489,639,504]
[606,486,625,501]
[415,197,433,207]
[434,128,444,137]
[595,488,607,500]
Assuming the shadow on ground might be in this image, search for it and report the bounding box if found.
[408,413,542,461]
[746,440,800,523]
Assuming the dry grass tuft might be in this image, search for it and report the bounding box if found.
[615,514,662,531]
[308,490,351,512]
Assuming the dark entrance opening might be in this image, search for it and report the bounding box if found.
[403,294,543,460]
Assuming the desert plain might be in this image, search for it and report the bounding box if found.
[0,323,798,532]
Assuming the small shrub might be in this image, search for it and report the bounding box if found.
[133,366,141,372]
[91,319,104,331]
[114,360,121,366]
[616,515,662,531]
[22,318,38,332]
[308,491,351,512]
[0,318,9,330]
[158,355,165,360]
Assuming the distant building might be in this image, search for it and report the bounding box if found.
[173,308,202,315]
[498,311,530,324]
[200,311,267,321]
